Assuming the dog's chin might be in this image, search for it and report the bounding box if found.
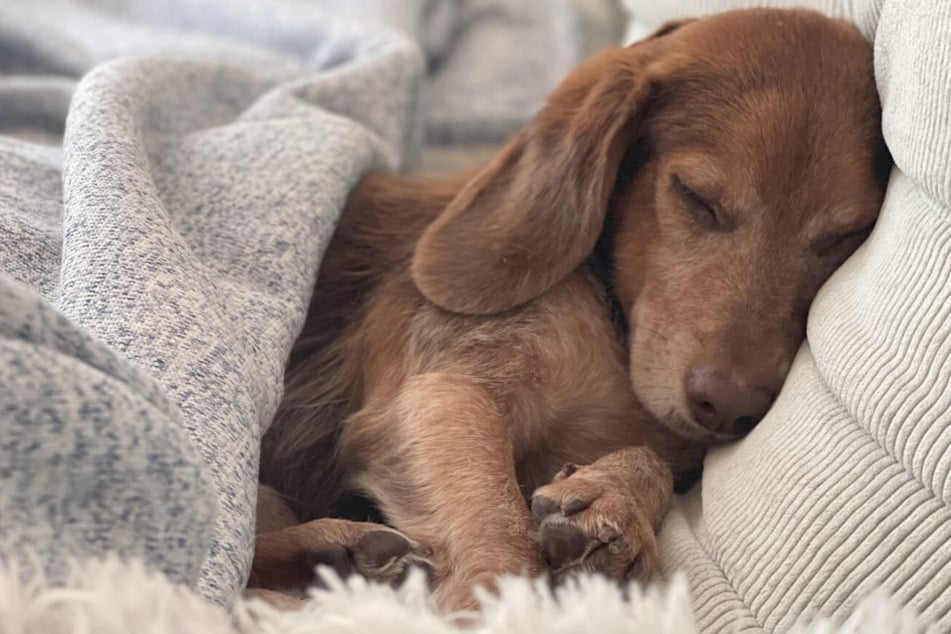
[657,410,740,446]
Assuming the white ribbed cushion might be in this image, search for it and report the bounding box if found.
[640,0,951,631]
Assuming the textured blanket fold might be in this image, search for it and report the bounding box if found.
[0,0,603,609]
[2,26,421,605]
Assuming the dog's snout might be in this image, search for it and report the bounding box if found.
[685,368,773,435]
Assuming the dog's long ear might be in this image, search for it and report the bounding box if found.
[411,25,689,315]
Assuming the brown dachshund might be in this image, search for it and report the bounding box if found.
[248,8,890,612]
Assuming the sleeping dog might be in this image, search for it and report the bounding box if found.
[248,8,890,611]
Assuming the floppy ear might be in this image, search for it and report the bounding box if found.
[411,26,688,315]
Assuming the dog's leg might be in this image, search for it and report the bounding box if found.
[248,518,429,592]
[346,372,544,612]
[529,446,672,583]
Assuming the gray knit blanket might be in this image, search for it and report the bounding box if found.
[0,0,609,606]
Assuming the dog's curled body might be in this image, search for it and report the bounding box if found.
[255,8,890,611]
[259,175,699,603]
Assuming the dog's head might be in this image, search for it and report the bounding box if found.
[411,9,890,444]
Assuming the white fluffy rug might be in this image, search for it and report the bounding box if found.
[0,557,931,633]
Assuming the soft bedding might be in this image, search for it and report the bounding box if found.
[0,0,606,606]
[0,0,948,632]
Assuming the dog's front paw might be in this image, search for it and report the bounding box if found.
[530,460,659,584]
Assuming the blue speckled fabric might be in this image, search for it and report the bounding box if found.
[0,0,423,606]
[0,0,597,608]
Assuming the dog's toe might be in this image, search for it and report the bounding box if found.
[351,528,433,586]
[539,521,593,570]
[531,493,560,525]
[354,529,411,573]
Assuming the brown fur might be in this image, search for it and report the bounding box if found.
[255,9,890,612]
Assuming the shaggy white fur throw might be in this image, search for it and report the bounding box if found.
[0,558,929,634]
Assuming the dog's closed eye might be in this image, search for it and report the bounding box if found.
[671,174,728,232]
[811,224,874,257]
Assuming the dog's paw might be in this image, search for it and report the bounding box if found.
[308,525,433,586]
[251,519,433,593]
[530,461,659,584]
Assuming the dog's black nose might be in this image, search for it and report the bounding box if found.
[685,368,773,435]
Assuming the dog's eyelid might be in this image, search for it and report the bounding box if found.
[811,224,874,255]
[671,174,729,231]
